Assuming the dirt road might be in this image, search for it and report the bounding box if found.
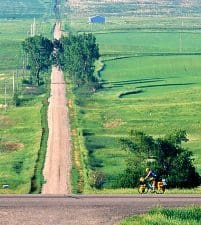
[53,21,62,40]
[0,194,200,225]
[42,22,71,194]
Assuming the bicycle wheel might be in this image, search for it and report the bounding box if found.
[138,184,148,194]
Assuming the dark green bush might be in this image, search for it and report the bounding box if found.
[118,130,201,188]
[90,171,106,189]
[12,92,21,106]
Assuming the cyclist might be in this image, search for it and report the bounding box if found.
[144,168,159,191]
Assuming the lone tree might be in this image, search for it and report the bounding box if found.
[22,35,53,85]
[117,130,201,188]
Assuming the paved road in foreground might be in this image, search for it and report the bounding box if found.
[0,195,200,225]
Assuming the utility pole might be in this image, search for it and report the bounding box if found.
[179,17,184,53]
[30,24,33,36]
[4,79,7,111]
[30,18,36,37]
[179,4,184,54]
[22,56,25,77]
[13,73,15,95]
[26,53,28,68]
[16,70,19,92]
[33,18,36,36]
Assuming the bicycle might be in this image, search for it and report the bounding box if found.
[137,177,166,194]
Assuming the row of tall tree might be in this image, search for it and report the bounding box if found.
[56,33,100,87]
[22,33,100,89]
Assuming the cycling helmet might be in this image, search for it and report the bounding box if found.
[146,168,150,172]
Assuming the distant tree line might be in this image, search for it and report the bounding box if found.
[116,130,201,189]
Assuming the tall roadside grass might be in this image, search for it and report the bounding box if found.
[85,186,201,195]
[65,75,89,193]
[30,85,50,193]
[120,206,201,225]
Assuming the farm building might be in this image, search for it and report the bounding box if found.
[89,15,106,24]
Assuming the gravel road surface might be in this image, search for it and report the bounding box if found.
[42,22,71,194]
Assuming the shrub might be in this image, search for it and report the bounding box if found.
[12,92,21,106]
[89,171,106,189]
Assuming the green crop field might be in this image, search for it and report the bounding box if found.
[96,31,201,55]
[68,16,201,190]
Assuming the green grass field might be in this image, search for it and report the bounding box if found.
[0,102,42,193]
[0,19,53,73]
[96,31,201,56]
[69,17,201,189]
[0,18,52,193]
[120,206,201,225]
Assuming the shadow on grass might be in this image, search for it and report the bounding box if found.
[85,137,106,169]
[116,82,196,98]
[82,129,94,136]
[119,89,144,98]
[101,78,165,89]
[137,82,196,89]
[102,78,164,85]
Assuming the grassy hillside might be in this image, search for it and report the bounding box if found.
[99,54,201,166]
[67,17,201,190]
